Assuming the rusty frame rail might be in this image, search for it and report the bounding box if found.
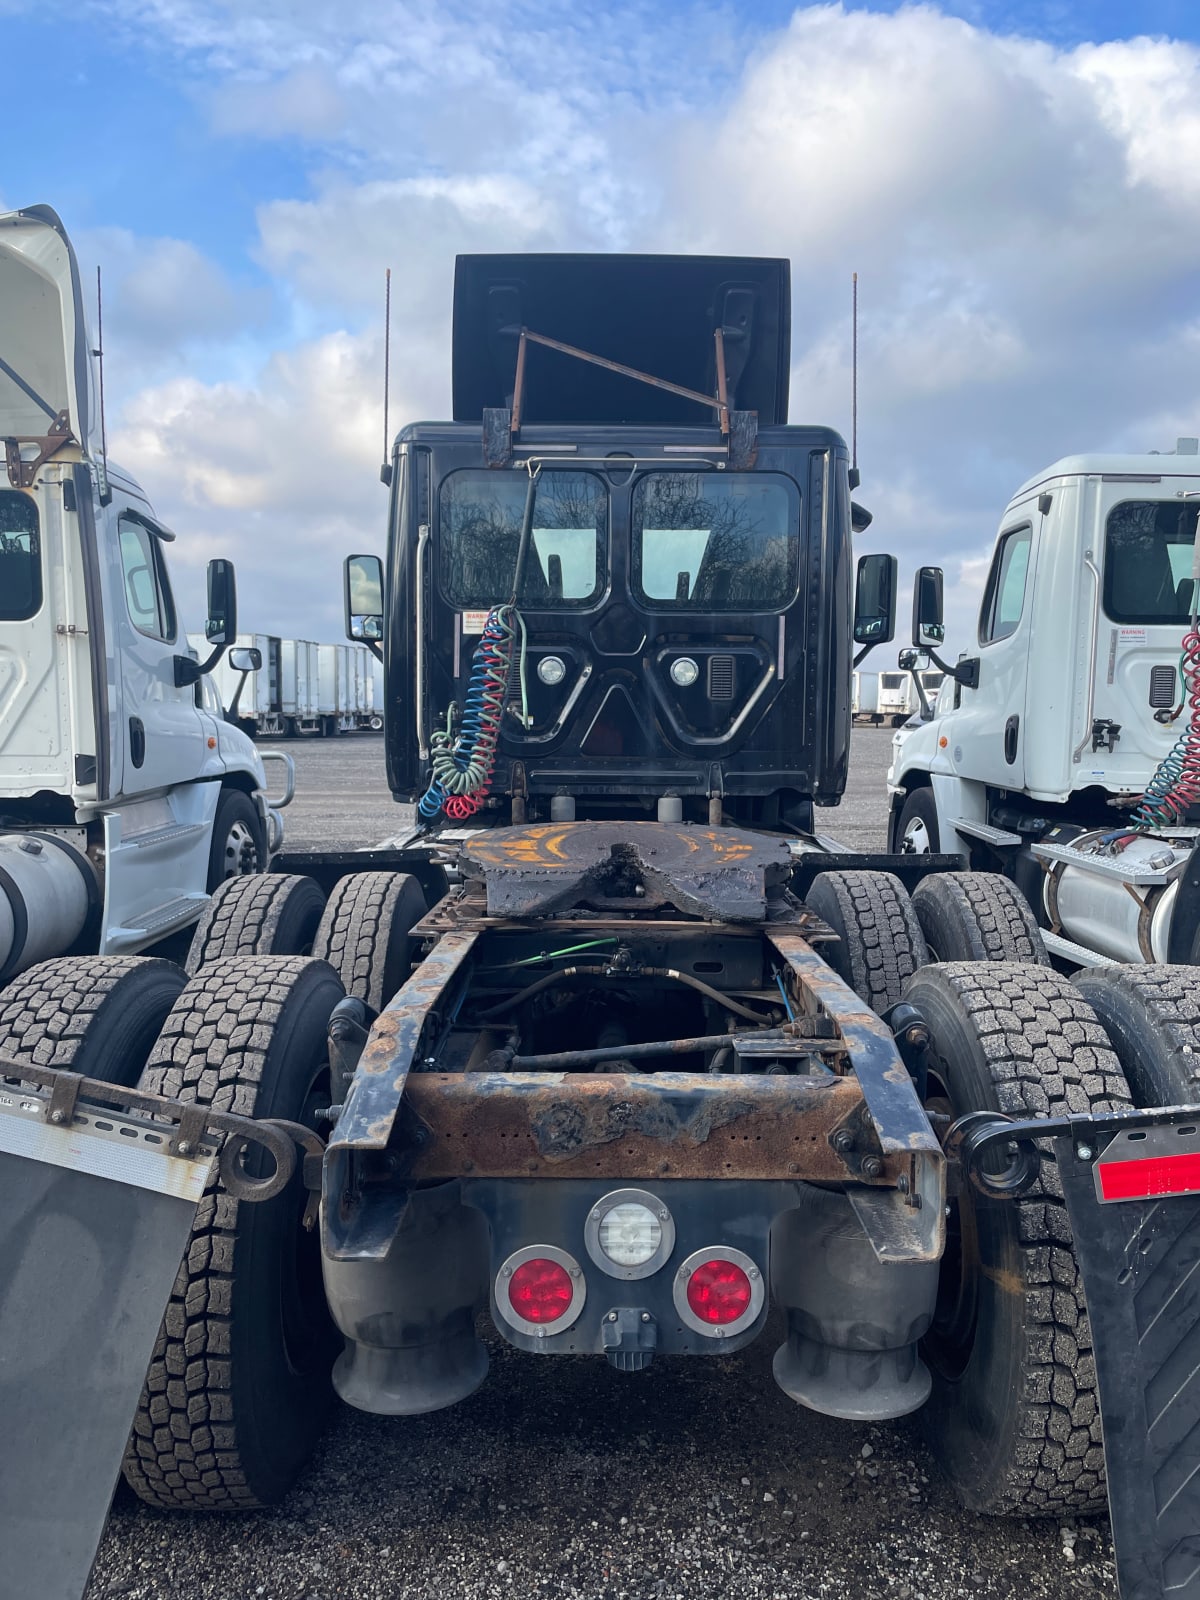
[394,1070,902,1183]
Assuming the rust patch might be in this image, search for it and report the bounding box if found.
[400,1071,911,1182]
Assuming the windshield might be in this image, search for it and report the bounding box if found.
[631,471,798,610]
[438,470,607,609]
[1104,500,1199,624]
[0,491,41,621]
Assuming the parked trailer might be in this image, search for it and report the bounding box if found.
[199,635,377,736]
[0,206,284,992]
[9,246,1200,1600]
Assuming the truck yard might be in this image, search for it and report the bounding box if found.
[83,730,1118,1600]
[9,234,1196,1600]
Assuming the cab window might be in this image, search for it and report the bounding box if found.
[118,516,177,641]
[979,525,1032,644]
[632,472,798,610]
[0,491,42,621]
[438,470,607,609]
[1104,500,1200,624]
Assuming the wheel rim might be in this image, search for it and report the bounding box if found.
[922,1075,981,1382]
[221,819,259,879]
[902,816,932,855]
[278,1069,334,1379]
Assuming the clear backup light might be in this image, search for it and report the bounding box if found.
[670,656,699,687]
[598,1203,662,1267]
[537,655,567,685]
[584,1188,675,1280]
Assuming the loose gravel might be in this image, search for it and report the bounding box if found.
[86,731,1118,1599]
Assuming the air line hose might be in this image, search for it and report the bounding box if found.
[1132,617,1200,830]
[418,467,539,821]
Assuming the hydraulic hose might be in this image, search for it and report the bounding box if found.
[475,964,780,1025]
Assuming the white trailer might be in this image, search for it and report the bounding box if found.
[0,205,287,984]
[889,439,1200,968]
[851,671,880,723]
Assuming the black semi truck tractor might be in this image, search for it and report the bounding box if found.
[5,252,1200,1600]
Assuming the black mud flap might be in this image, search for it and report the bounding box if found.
[1054,1122,1200,1600]
[0,1088,214,1600]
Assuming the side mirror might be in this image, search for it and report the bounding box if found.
[205,558,237,645]
[912,565,945,649]
[852,553,898,646]
[228,646,261,673]
[345,553,384,644]
[898,646,931,670]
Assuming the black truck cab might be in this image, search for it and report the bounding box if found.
[366,254,871,830]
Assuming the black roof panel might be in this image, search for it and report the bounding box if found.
[452,253,791,428]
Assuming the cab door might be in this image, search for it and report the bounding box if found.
[947,518,1036,788]
[108,499,207,798]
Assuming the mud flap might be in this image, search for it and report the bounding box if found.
[1055,1126,1200,1600]
[0,1089,214,1600]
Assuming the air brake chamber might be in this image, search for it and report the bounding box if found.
[0,833,95,980]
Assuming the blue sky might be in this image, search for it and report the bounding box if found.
[6,0,1200,645]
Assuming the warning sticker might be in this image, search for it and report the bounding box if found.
[461,611,489,635]
[1118,628,1147,645]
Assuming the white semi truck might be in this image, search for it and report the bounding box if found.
[0,205,287,985]
[888,441,1200,968]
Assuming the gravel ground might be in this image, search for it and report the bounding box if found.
[271,727,897,854]
[86,730,1119,1600]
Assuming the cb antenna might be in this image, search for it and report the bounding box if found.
[94,266,111,505]
[380,267,392,486]
[849,271,859,490]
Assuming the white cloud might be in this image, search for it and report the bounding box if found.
[208,64,346,140]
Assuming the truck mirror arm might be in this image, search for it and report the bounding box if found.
[920,647,979,692]
[173,641,228,688]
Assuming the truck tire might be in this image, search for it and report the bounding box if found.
[0,955,186,1086]
[311,871,427,1012]
[892,786,940,854]
[903,961,1131,1516]
[123,955,345,1509]
[186,873,326,975]
[911,872,1049,965]
[206,788,268,891]
[1074,965,1200,1107]
[805,870,928,1014]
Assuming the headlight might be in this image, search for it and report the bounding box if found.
[670,656,699,687]
[537,655,567,686]
[584,1188,675,1280]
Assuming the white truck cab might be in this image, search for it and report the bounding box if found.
[888,443,1200,966]
[0,205,285,983]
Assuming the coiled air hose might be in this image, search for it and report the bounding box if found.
[1132,594,1200,830]
[418,467,538,822]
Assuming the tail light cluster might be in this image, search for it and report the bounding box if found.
[494,1191,764,1340]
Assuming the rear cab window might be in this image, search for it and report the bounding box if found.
[0,490,42,620]
[438,470,607,609]
[632,472,799,610]
[1103,500,1199,624]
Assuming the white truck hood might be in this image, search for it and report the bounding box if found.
[0,205,94,457]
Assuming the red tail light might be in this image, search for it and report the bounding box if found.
[508,1257,574,1323]
[685,1258,753,1324]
